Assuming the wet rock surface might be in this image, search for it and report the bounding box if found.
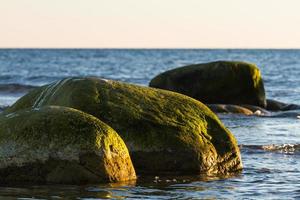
[149,61,266,108]
[0,106,136,184]
[5,77,243,176]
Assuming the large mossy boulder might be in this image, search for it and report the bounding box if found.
[5,77,242,175]
[149,61,266,108]
[0,106,136,184]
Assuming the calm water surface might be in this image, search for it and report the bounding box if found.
[0,49,300,199]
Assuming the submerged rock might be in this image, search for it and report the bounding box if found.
[265,110,300,119]
[149,61,266,108]
[5,77,242,175]
[208,104,270,116]
[0,106,136,184]
[240,104,270,114]
[207,104,253,115]
[266,99,300,111]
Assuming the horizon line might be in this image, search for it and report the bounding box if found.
[1,47,300,50]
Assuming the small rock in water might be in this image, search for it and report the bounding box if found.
[297,116,300,119]
[153,176,160,183]
[254,110,262,115]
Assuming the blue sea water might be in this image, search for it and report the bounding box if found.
[0,49,300,199]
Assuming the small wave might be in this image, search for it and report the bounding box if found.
[0,83,37,94]
[239,144,300,154]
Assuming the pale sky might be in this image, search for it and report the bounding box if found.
[0,0,300,48]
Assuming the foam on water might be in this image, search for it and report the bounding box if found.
[240,143,300,154]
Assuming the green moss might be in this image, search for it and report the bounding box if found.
[149,61,266,108]
[5,78,242,175]
[0,106,136,184]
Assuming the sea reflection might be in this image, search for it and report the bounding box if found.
[0,174,245,199]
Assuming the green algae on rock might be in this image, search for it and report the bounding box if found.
[5,77,243,175]
[0,106,136,184]
[149,61,266,108]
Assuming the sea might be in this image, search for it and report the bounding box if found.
[0,49,299,199]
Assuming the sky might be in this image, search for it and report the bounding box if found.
[0,0,300,48]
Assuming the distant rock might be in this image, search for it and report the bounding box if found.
[149,61,266,108]
[208,104,270,116]
[0,106,136,184]
[266,99,300,111]
[5,77,243,175]
[240,104,270,115]
[264,110,300,119]
[0,83,37,94]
